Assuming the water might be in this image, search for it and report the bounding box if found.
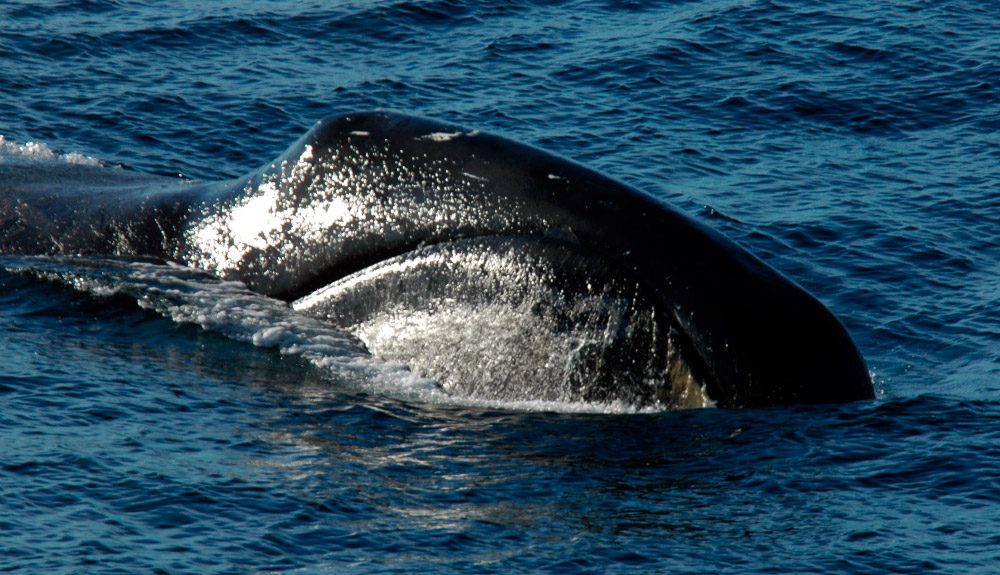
[1,0,998,572]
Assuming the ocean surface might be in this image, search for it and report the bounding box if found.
[1,0,998,573]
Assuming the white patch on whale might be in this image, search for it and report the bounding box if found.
[418,131,464,142]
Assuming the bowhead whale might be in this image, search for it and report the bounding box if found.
[0,111,874,408]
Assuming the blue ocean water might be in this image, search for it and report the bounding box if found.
[1,0,998,573]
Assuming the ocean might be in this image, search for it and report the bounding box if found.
[1,0,997,573]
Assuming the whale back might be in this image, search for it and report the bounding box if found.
[0,112,874,408]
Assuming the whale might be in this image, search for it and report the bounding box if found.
[0,111,874,409]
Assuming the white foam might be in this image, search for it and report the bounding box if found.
[0,135,102,166]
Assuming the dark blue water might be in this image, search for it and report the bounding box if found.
[1,1,998,573]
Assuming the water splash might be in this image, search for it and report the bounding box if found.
[0,135,102,166]
[0,256,672,413]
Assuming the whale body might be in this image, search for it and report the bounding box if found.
[0,111,874,408]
